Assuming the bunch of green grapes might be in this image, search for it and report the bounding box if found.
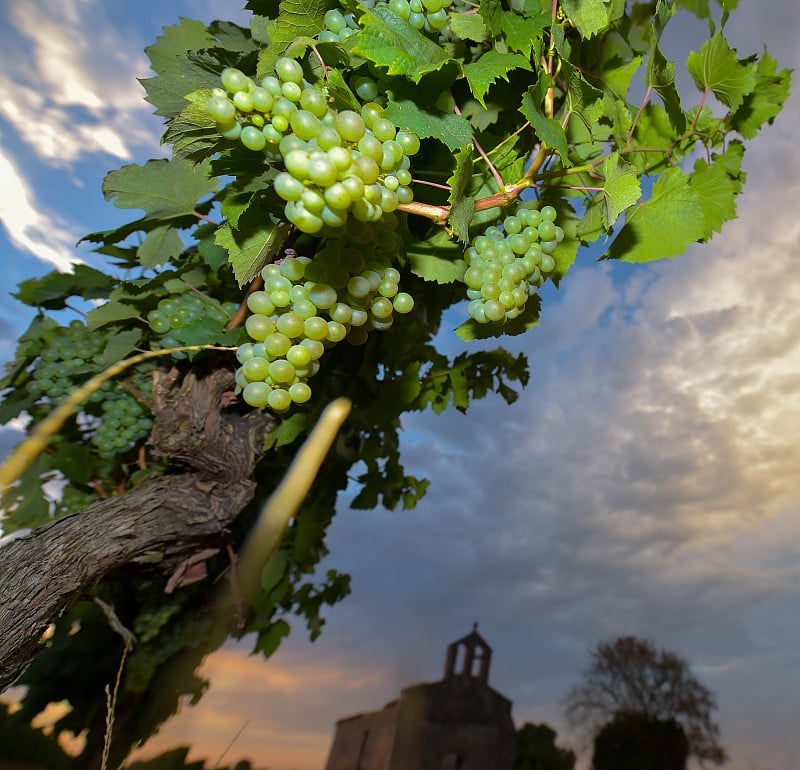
[318,8,361,43]
[206,59,421,234]
[237,222,414,412]
[25,320,154,458]
[373,0,450,34]
[462,204,564,324]
[91,387,153,459]
[147,291,236,359]
[26,320,101,402]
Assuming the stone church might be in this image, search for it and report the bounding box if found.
[323,626,515,770]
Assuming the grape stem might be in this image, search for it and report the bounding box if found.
[193,210,219,226]
[454,102,504,188]
[225,276,264,332]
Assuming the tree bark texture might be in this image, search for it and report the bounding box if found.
[0,366,274,692]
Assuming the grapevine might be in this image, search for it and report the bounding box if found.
[0,3,789,761]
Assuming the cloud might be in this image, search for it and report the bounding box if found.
[0,0,158,167]
[0,149,81,271]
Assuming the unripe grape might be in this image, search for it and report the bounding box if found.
[221,68,250,93]
[275,57,304,84]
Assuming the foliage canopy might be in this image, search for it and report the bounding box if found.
[0,0,789,765]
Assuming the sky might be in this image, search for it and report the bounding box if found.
[0,1,798,770]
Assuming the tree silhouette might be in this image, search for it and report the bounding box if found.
[591,712,690,770]
[565,636,726,765]
[515,722,575,770]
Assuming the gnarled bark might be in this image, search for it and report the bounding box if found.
[0,366,274,692]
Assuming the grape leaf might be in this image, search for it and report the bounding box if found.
[690,157,737,236]
[98,330,144,366]
[464,51,532,108]
[642,1,684,131]
[86,300,141,331]
[686,31,758,110]
[562,63,605,131]
[477,0,503,35]
[448,13,489,42]
[384,98,472,151]
[137,225,185,269]
[599,152,641,229]
[608,167,707,263]
[12,266,114,309]
[730,51,792,139]
[215,212,291,287]
[500,12,547,58]
[103,159,218,221]
[163,89,228,163]
[562,0,610,38]
[406,229,465,284]
[254,619,290,658]
[352,6,457,83]
[447,146,475,244]
[140,19,219,119]
[264,413,309,451]
[520,83,569,161]
[257,0,337,76]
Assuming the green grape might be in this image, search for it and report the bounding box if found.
[233,91,255,112]
[243,381,271,408]
[275,57,304,84]
[221,68,251,93]
[268,389,292,411]
[289,382,312,404]
[240,125,266,150]
[335,110,367,142]
[207,95,236,122]
[353,76,379,102]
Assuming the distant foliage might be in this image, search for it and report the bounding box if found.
[592,712,689,770]
[515,722,576,770]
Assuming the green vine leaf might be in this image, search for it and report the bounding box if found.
[520,82,569,162]
[352,5,458,83]
[447,146,475,244]
[103,159,218,221]
[562,0,610,38]
[137,225,186,269]
[465,51,532,108]
[729,51,792,139]
[686,31,758,110]
[215,210,291,287]
[690,156,737,236]
[140,19,220,119]
[406,229,465,284]
[608,167,707,263]
[600,152,641,229]
[384,98,472,151]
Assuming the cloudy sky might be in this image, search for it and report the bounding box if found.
[1,2,799,770]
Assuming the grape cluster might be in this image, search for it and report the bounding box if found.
[237,222,414,412]
[377,0,450,34]
[26,320,100,402]
[206,59,420,234]
[91,388,153,459]
[147,291,236,359]
[462,204,564,324]
[318,8,361,43]
[25,320,154,458]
